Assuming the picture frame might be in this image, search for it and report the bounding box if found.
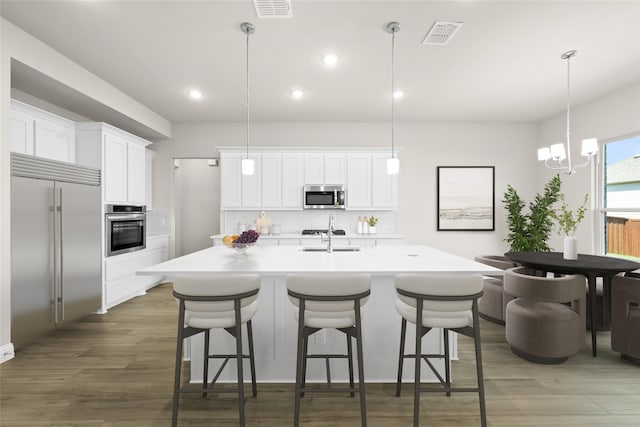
[437,166,495,231]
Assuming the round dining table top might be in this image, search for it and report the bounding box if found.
[504,251,640,276]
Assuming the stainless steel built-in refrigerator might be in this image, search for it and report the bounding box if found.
[11,153,102,350]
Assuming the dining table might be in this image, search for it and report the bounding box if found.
[504,251,640,357]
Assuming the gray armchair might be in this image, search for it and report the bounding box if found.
[504,266,586,364]
[611,274,640,365]
[474,255,517,324]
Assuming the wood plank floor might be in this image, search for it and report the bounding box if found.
[1,282,639,426]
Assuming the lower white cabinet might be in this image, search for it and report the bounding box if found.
[104,235,169,309]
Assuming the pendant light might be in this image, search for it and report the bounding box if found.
[386,22,400,175]
[537,50,598,175]
[241,22,255,175]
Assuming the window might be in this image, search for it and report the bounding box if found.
[596,134,640,261]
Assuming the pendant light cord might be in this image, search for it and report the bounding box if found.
[391,28,396,160]
[565,54,572,170]
[246,29,250,160]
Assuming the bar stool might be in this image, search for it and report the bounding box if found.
[286,273,371,427]
[171,274,261,427]
[394,274,486,427]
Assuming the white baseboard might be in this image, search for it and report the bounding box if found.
[0,343,15,364]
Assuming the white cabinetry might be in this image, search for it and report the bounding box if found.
[218,147,397,210]
[127,142,146,205]
[282,154,304,208]
[242,156,261,208]
[76,122,150,205]
[104,235,169,309]
[347,154,372,208]
[261,154,282,208]
[304,154,345,185]
[220,153,242,208]
[103,133,128,203]
[10,99,75,163]
[372,153,397,209]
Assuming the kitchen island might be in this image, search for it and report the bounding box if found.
[139,245,501,383]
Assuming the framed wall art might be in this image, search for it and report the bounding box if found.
[437,166,495,231]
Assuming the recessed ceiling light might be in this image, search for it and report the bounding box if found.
[323,53,339,67]
[291,89,304,99]
[188,89,203,99]
[393,90,405,99]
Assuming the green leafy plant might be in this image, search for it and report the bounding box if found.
[368,216,378,227]
[553,193,588,236]
[502,174,562,252]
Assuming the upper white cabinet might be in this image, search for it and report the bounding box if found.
[218,147,397,210]
[304,154,345,185]
[281,154,304,208]
[346,154,372,208]
[10,99,75,163]
[371,153,397,209]
[220,153,243,208]
[103,133,128,203]
[127,142,146,205]
[261,154,282,208]
[76,123,151,205]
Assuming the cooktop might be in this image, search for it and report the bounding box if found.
[302,229,346,236]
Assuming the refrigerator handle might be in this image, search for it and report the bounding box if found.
[50,188,58,323]
[58,186,64,321]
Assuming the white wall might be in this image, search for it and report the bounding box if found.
[537,81,640,253]
[152,122,539,259]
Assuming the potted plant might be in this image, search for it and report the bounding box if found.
[552,193,588,260]
[502,174,561,252]
[368,216,378,234]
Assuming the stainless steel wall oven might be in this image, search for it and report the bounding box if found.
[105,204,146,256]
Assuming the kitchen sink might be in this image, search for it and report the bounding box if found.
[301,246,361,252]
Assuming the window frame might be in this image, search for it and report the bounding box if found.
[593,131,640,257]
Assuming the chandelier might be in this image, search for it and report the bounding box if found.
[537,50,598,175]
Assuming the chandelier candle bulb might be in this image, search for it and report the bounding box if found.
[581,138,598,156]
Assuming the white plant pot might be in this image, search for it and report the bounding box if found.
[563,235,577,260]
[368,226,377,234]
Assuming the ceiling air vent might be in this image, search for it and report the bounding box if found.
[422,21,463,45]
[253,0,293,18]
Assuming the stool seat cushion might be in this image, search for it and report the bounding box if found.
[293,307,359,329]
[395,300,472,329]
[185,300,259,329]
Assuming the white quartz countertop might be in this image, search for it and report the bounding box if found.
[210,233,404,240]
[138,245,501,276]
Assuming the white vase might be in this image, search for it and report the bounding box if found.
[563,235,577,260]
[368,226,377,234]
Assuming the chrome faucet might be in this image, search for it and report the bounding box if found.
[327,215,335,253]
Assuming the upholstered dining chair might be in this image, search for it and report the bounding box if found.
[171,274,261,427]
[610,273,640,365]
[474,255,517,324]
[504,267,586,364]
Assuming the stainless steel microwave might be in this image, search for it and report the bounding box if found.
[303,185,346,210]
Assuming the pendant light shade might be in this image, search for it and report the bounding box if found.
[386,21,400,175]
[241,22,255,176]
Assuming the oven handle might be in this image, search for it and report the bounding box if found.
[106,214,146,221]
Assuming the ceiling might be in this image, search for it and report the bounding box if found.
[2,0,640,133]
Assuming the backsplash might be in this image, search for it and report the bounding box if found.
[222,210,396,235]
[147,208,170,236]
